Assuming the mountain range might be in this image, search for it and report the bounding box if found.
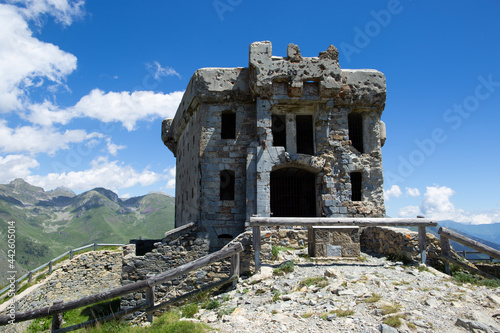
[0,179,175,284]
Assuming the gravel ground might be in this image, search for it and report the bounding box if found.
[191,249,500,333]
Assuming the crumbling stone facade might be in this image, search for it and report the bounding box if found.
[162,41,387,250]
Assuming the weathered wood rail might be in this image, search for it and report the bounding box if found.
[0,243,126,298]
[0,242,244,332]
[250,216,438,271]
[438,227,500,279]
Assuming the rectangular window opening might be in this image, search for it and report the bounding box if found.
[296,115,314,155]
[220,170,235,200]
[221,112,236,139]
[348,113,363,153]
[350,172,362,201]
[272,114,287,149]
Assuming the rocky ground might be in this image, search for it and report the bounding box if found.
[188,249,500,333]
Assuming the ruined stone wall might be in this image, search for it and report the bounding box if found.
[175,107,202,226]
[121,232,218,312]
[198,102,256,248]
[474,263,500,279]
[0,250,122,333]
[361,226,443,266]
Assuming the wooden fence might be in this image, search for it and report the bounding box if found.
[0,243,126,298]
[439,227,500,279]
[249,216,438,271]
[0,242,244,332]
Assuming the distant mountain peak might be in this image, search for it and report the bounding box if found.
[148,190,173,197]
[48,186,76,198]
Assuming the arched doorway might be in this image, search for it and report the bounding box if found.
[270,167,316,217]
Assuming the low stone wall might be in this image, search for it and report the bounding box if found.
[360,226,443,266]
[0,250,122,333]
[121,231,216,313]
[474,263,500,279]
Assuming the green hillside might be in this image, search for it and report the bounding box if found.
[0,179,175,281]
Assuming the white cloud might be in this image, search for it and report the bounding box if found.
[405,187,420,197]
[0,120,103,155]
[105,138,126,156]
[29,89,183,130]
[26,156,163,192]
[164,166,176,189]
[10,0,85,26]
[25,89,184,129]
[147,61,181,79]
[0,154,39,183]
[0,3,78,113]
[384,185,402,200]
[398,185,499,224]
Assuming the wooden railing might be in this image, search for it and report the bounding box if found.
[250,216,438,271]
[458,251,497,262]
[439,227,500,279]
[0,242,244,332]
[0,243,126,298]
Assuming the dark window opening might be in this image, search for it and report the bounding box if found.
[351,172,362,201]
[348,113,363,153]
[218,234,233,240]
[271,168,316,217]
[296,115,314,155]
[220,170,235,200]
[221,112,236,139]
[272,114,287,149]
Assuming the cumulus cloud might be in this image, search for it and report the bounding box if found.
[147,61,181,80]
[26,89,184,129]
[9,0,85,26]
[384,185,402,200]
[26,156,163,192]
[0,120,104,155]
[398,185,499,224]
[69,89,184,131]
[405,187,420,197]
[0,154,39,183]
[164,166,176,189]
[105,138,126,156]
[0,3,78,113]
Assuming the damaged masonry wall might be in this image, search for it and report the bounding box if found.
[162,41,387,250]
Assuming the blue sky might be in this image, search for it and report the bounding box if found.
[0,0,499,224]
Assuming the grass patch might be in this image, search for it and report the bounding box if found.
[85,310,212,333]
[320,308,354,319]
[387,253,412,265]
[202,299,220,310]
[364,293,382,303]
[301,312,314,318]
[27,298,121,332]
[218,306,236,317]
[452,271,500,288]
[181,303,199,318]
[381,304,401,315]
[297,276,328,290]
[383,315,406,328]
[272,290,281,302]
[273,261,294,276]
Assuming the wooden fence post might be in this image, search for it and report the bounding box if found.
[252,226,261,273]
[418,226,427,265]
[70,250,74,260]
[51,300,63,331]
[441,235,451,275]
[94,243,97,251]
[28,271,33,284]
[49,261,53,274]
[145,287,155,323]
[230,253,240,287]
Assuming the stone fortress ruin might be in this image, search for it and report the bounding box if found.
[162,41,387,251]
